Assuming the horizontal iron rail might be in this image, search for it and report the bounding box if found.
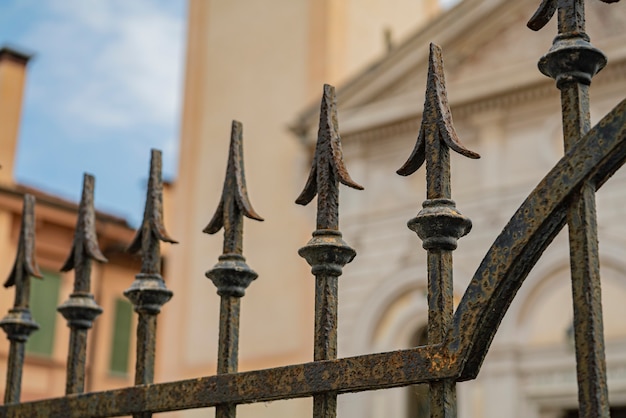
[0,346,453,417]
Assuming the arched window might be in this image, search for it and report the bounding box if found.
[407,326,429,417]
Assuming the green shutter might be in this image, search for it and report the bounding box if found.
[26,271,61,357]
[109,298,133,375]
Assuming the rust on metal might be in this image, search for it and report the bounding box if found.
[528,0,621,31]
[296,84,363,230]
[448,98,626,379]
[0,345,454,417]
[397,43,477,417]
[0,194,42,405]
[57,173,107,395]
[297,84,363,418]
[204,120,263,418]
[526,1,622,415]
[0,0,625,416]
[124,149,177,418]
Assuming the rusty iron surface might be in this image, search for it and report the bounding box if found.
[449,98,626,380]
[0,1,625,417]
[204,120,263,418]
[0,195,41,405]
[57,174,107,395]
[296,84,363,231]
[397,43,477,417]
[124,150,177,418]
[526,1,622,415]
[0,345,455,417]
[297,84,362,418]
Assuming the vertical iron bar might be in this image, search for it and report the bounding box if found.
[561,62,608,417]
[397,43,478,418]
[215,296,240,418]
[4,342,26,404]
[135,314,157,385]
[204,121,263,418]
[528,1,612,415]
[312,273,338,418]
[427,251,456,418]
[0,194,42,404]
[57,173,107,394]
[296,84,363,418]
[125,150,177,418]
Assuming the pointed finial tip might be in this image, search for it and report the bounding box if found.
[127,148,177,253]
[396,42,479,177]
[60,172,108,272]
[5,194,43,287]
[203,119,263,235]
[295,83,363,206]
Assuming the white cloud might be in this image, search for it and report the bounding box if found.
[21,0,185,134]
[439,0,461,9]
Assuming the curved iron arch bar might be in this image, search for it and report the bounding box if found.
[440,98,626,381]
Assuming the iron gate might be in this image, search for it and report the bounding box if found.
[0,0,625,416]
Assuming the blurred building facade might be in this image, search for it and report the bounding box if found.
[166,0,626,417]
[163,1,445,417]
[0,47,143,401]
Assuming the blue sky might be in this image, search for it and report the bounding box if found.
[0,0,186,226]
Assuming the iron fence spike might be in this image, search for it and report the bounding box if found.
[57,174,105,394]
[203,122,262,418]
[4,195,42,291]
[60,173,107,274]
[204,120,263,237]
[1,194,41,404]
[296,84,363,231]
[296,84,363,207]
[397,43,479,178]
[128,149,178,257]
[528,1,614,413]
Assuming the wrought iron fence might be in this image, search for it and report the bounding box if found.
[0,0,624,416]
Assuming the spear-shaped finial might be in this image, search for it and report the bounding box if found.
[124,149,177,399]
[397,44,477,417]
[4,194,42,305]
[1,194,41,404]
[60,173,107,288]
[297,85,362,418]
[204,120,263,255]
[57,174,107,394]
[127,149,178,272]
[528,0,620,32]
[204,122,263,418]
[296,84,363,230]
[204,120,263,297]
[397,43,479,200]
